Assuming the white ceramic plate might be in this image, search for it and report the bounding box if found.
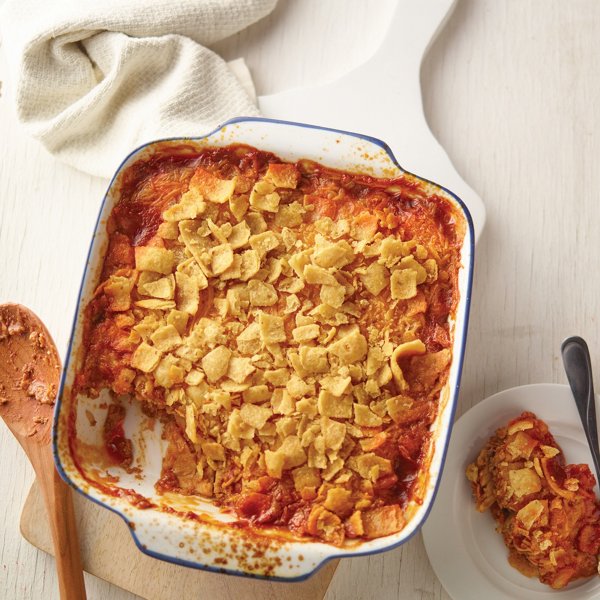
[422,383,600,600]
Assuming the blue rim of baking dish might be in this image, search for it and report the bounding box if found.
[52,116,475,582]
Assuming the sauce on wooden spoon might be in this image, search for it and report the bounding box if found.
[0,304,60,443]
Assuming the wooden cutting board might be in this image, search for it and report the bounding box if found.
[21,480,338,600]
[20,1,476,598]
[258,0,485,239]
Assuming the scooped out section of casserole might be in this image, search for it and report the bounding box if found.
[74,143,464,546]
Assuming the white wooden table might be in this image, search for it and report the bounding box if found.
[2,1,600,598]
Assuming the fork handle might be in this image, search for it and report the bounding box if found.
[561,336,600,484]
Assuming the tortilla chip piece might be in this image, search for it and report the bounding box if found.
[237,322,262,355]
[541,445,560,458]
[328,329,368,364]
[136,271,159,297]
[366,346,386,376]
[227,409,255,440]
[249,231,280,258]
[279,436,307,469]
[250,184,280,212]
[324,488,353,516]
[329,219,349,239]
[275,202,305,228]
[379,237,406,266]
[248,280,278,307]
[240,403,272,430]
[292,324,320,342]
[162,190,206,222]
[353,404,383,427]
[406,349,451,391]
[390,268,417,300]
[224,285,246,317]
[321,417,346,451]
[258,312,286,344]
[292,466,321,492]
[507,431,539,459]
[185,369,205,386]
[304,264,337,285]
[135,246,175,275]
[286,375,314,399]
[355,453,392,482]
[313,239,354,269]
[278,277,305,294]
[242,385,271,404]
[299,346,329,373]
[263,368,289,387]
[156,221,179,240]
[154,355,185,388]
[320,283,346,309]
[141,274,175,299]
[360,262,389,296]
[184,403,198,443]
[206,218,230,244]
[191,168,236,203]
[178,257,209,287]
[317,390,353,418]
[201,345,231,383]
[288,251,311,279]
[245,212,267,235]
[362,505,405,539]
[239,249,261,281]
[134,299,176,310]
[136,271,162,295]
[264,163,299,189]
[175,271,199,315]
[131,342,162,373]
[265,450,285,478]
[274,417,297,439]
[226,356,256,384]
[390,339,426,391]
[202,442,225,462]
[271,389,295,415]
[150,324,182,352]
[509,468,542,498]
[228,221,251,249]
[320,375,352,397]
[211,244,234,275]
[217,255,241,281]
[166,309,189,335]
[398,255,427,284]
[178,220,211,266]
[229,194,249,221]
[351,213,378,241]
[386,395,414,423]
[424,258,438,282]
[104,275,134,311]
[516,499,547,530]
[295,398,316,417]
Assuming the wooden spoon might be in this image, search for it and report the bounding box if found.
[0,303,86,600]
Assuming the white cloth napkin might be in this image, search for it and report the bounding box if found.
[0,0,277,178]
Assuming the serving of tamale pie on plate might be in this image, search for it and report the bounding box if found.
[423,383,600,600]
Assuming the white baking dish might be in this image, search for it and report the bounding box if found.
[53,117,474,580]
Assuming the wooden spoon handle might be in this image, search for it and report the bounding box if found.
[34,444,87,600]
